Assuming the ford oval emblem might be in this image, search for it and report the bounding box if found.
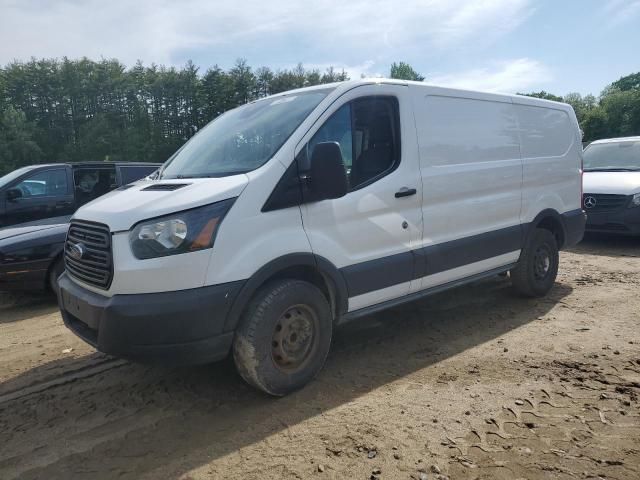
[68,243,86,260]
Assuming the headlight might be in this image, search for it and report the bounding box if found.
[130,199,235,259]
[630,193,640,208]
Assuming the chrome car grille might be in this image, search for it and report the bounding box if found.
[583,193,629,212]
[65,221,113,289]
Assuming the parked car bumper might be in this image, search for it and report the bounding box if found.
[0,259,50,291]
[57,272,245,365]
[585,206,640,236]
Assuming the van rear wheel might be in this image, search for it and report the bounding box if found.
[232,279,333,396]
[511,228,559,297]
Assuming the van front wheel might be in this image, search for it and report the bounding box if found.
[232,279,333,396]
[511,228,559,297]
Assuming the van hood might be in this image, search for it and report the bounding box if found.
[73,175,249,232]
[583,171,640,195]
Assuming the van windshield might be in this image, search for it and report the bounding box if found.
[583,141,640,171]
[160,88,333,179]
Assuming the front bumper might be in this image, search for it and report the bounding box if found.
[585,206,640,235]
[57,272,245,365]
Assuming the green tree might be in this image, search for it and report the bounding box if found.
[0,106,43,174]
[610,72,640,92]
[582,107,609,142]
[563,92,597,124]
[321,66,348,83]
[254,66,274,98]
[229,58,256,105]
[600,89,640,138]
[518,91,564,102]
[390,62,424,81]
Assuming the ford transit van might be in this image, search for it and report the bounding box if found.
[57,79,585,395]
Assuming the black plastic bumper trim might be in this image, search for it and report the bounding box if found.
[58,272,244,365]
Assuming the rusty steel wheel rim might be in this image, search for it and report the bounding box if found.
[271,304,318,372]
[534,245,552,281]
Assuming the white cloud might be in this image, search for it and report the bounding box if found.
[0,0,534,67]
[432,0,535,47]
[601,0,640,28]
[428,58,552,93]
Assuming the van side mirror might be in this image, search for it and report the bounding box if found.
[309,142,348,201]
[6,188,22,202]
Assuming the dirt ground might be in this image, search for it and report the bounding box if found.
[1,235,639,480]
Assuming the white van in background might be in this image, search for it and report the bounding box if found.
[582,136,640,235]
[57,79,585,395]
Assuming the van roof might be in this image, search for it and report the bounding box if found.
[589,136,640,145]
[265,78,573,110]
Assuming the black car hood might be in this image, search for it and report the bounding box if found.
[0,222,69,242]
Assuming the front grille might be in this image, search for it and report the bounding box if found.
[583,193,629,212]
[586,223,630,232]
[65,221,113,289]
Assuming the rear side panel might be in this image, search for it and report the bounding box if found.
[412,87,523,290]
[514,98,583,224]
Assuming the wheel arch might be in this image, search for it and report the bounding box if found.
[527,209,566,249]
[223,253,348,332]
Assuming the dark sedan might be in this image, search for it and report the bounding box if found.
[0,216,69,293]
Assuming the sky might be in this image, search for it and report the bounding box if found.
[0,0,639,96]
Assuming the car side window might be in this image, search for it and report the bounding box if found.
[306,96,400,191]
[74,168,117,205]
[14,169,68,198]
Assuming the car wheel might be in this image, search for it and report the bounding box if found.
[49,257,64,295]
[233,279,333,396]
[511,228,559,297]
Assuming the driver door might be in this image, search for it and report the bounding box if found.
[298,84,423,312]
[4,168,73,226]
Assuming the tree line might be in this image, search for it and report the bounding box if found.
[0,58,638,175]
[519,72,640,144]
[0,58,348,175]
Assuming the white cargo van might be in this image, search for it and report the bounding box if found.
[58,79,585,395]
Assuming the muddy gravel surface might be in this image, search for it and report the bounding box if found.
[1,234,639,480]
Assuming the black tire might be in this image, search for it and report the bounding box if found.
[232,279,333,396]
[511,228,559,297]
[49,257,65,295]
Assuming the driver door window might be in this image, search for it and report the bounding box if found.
[4,168,71,227]
[306,96,400,191]
[14,169,68,198]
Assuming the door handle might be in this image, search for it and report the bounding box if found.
[395,187,417,198]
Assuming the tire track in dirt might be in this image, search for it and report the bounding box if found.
[0,357,127,405]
